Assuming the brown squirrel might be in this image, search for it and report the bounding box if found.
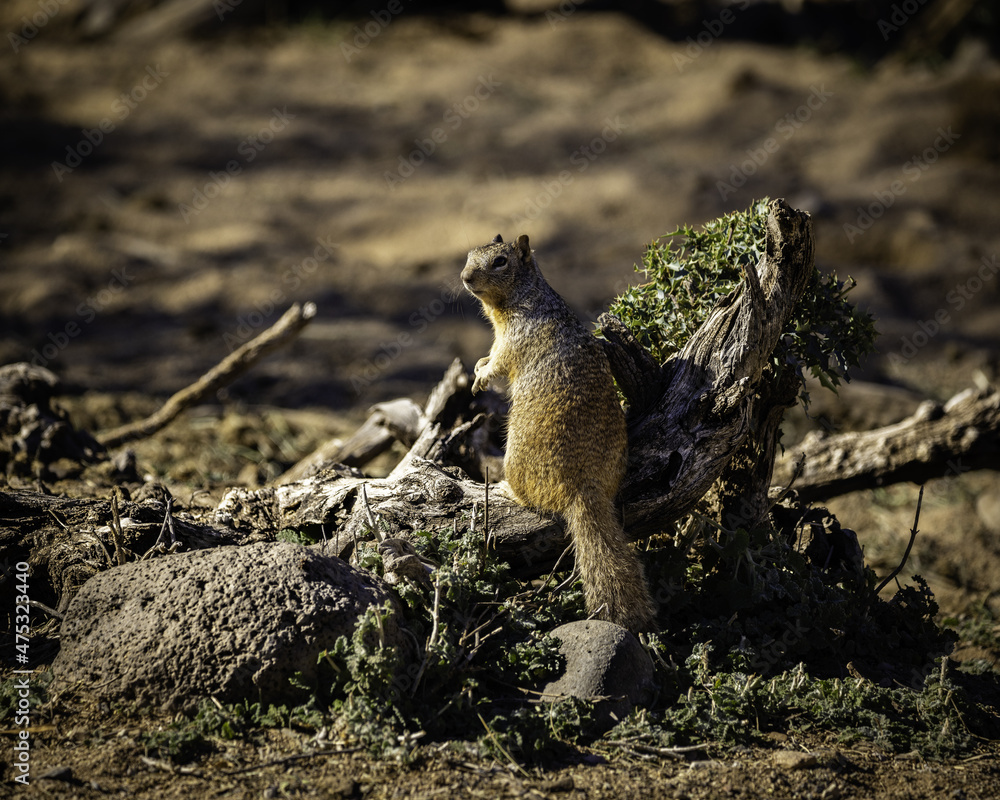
[461,233,657,633]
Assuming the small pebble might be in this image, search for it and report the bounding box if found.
[772,750,818,770]
[39,766,73,781]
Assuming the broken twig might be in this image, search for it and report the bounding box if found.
[98,302,316,448]
[874,485,924,596]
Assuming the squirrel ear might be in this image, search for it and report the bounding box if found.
[515,234,531,260]
[492,234,503,243]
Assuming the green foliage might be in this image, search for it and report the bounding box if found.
[276,527,322,546]
[608,198,878,406]
[314,523,581,759]
[478,697,593,762]
[321,600,403,702]
[139,696,324,762]
[647,513,953,681]
[0,670,52,720]
[613,509,989,760]
[140,726,207,762]
[942,602,1000,653]
[614,653,976,758]
[311,512,990,763]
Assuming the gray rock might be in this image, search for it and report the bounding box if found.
[541,619,655,731]
[772,750,819,770]
[52,542,405,712]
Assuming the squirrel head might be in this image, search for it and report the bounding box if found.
[462,234,538,310]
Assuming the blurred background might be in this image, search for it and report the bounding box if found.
[1,0,999,617]
[2,0,998,408]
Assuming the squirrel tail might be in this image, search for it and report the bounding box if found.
[566,493,658,633]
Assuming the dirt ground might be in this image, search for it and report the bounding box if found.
[9,710,1000,800]
[2,2,1000,797]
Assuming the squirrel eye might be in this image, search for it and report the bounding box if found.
[491,255,507,268]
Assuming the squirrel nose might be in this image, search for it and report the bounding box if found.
[460,265,475,285]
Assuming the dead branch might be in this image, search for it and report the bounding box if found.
[1,488,245,611]
[874,485,924,596]
[98,302,316,449]
[274,399,422,486]
[771,385,1000,503]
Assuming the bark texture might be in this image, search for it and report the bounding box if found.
[603,199,816,537]
[772,385,1000,503]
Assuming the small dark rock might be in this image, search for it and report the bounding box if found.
[541,619,655,732]
[38,766,74,781]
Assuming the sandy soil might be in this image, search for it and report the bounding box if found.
[2,3,999,797]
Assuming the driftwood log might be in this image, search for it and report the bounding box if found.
[773,384,1000,503]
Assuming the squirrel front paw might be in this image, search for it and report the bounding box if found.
[471,357,491,394]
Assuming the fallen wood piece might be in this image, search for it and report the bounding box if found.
[772,385,1000,503]
[217,456,568,578]
[98,302,316,449]
[396,358,506,483]
[273,360,457,485]
[275,358,502,486]
[1,488,244,612]
[274,400,420,486]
